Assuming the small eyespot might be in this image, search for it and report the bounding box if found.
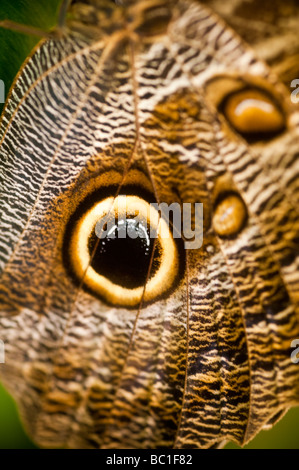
[66,195,179,307]
[134,6,172,36]
[213,193,247,238]
[222,89,285,139]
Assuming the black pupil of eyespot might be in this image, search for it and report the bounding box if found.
[88,218,161,289]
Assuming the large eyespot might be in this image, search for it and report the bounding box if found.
[222,89,285,139]
[66,194,180,307]
[213,192,248,238]
[204,76,286,142]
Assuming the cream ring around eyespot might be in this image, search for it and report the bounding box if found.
[69,195,179,306]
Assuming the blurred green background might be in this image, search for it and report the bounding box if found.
[0,0,298,450]
[0,380,299,449]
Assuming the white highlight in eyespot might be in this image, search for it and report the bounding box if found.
[234,99,274,116]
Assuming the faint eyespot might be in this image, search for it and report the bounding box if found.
[66,194,180,307]
[213,193,247,238]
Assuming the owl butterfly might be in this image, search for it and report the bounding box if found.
[0,0,298,450]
